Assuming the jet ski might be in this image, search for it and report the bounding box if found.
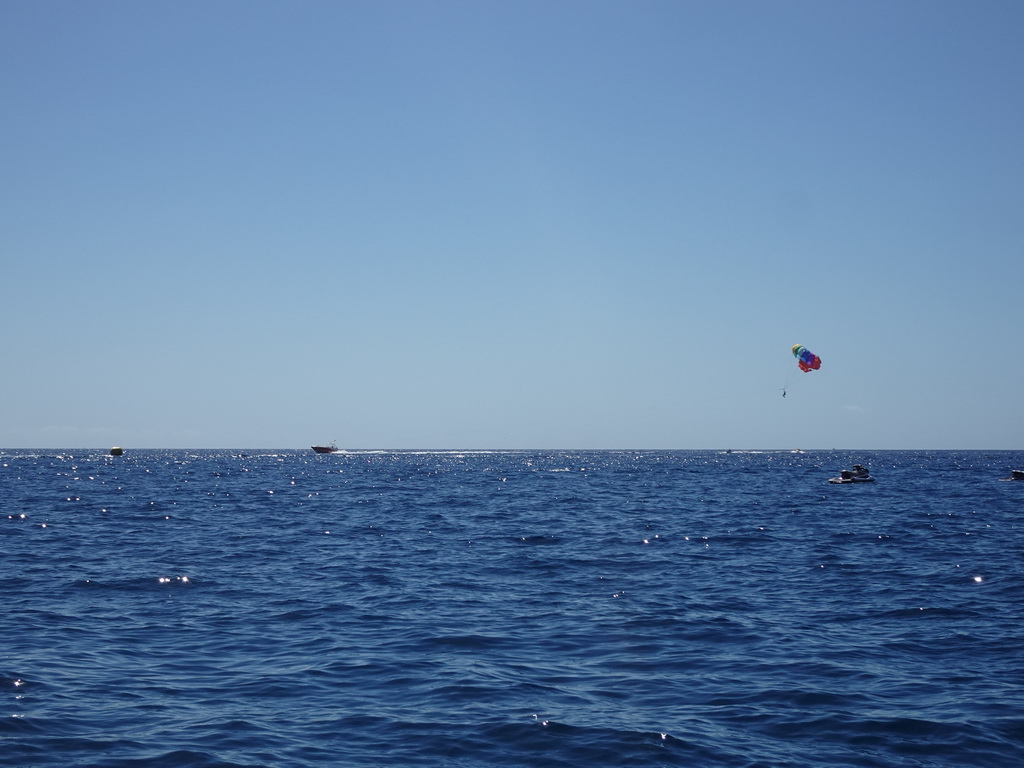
[829,464,874,484]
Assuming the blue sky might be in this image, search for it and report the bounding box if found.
[3,1,1022,449]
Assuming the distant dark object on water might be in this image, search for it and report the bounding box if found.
[311,443,340,454]
[829,463,874,484]
[1001,469,1024,481]
[110,447,124,456]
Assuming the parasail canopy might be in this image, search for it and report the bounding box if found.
[792,344,821,373]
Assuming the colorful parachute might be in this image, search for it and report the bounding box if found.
[792,344,821,373]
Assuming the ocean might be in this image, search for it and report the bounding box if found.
[2,449,1023,767]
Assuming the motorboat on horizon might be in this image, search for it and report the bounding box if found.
[311,442,340,454]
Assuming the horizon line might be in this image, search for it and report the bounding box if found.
[2,447,1021,453]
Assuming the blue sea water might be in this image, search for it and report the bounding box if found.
[2,449,1023,768]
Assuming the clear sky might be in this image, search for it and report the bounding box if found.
[2,1,1022,450]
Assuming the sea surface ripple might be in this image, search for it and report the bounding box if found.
[3,449,1023,767]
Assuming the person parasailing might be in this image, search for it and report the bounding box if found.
[781,345,820,398]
